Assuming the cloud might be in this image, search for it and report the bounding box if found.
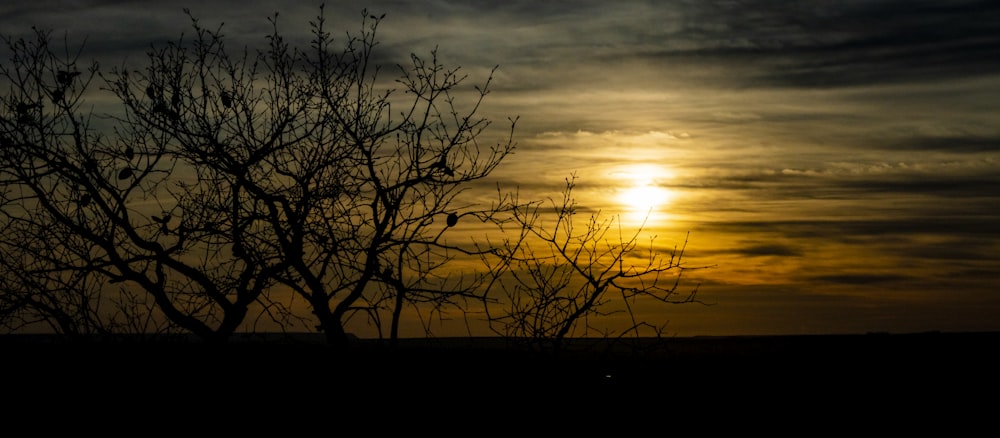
[7,1,999,92]
[884,238,1000,262]
[619,0,1000,89]
[727,243,804,258]
[710,216,1000,241]
[808,274,912,285]
[884,135,1000,153]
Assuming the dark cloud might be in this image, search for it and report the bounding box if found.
[9,1,997,95]
[674,167,1000,205]
[621,0,1000,88]
[707,242,803,258]
[809,274,912,285]
[948,268,1000,279]
[884,238,999,262]
[884,135,1000,153]
[838,177,1000,198]
[706,216,1000,243]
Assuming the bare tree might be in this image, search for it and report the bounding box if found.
[1,7,518,346]
[2,7,709,350]
[0,25,281,341]
[483,174,708,354]
[0,216,103,337]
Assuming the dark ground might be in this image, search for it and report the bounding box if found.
[2,331,997,430]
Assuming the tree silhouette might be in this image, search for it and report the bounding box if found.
[0,25,278,341]
[1,7,706,349]
[482,174,707,354]
[1,7,517,346]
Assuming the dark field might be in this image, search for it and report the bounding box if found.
[3,331,998,427]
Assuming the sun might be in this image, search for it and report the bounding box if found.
[613,164,674,225]
[620,184,671,213]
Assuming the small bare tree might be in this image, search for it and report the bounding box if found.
[483,174,708,354]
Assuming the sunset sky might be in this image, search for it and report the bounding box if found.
[3,0,999,337]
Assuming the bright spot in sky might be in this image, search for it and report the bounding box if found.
[620,184,671,213]
[613,164,674,226]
